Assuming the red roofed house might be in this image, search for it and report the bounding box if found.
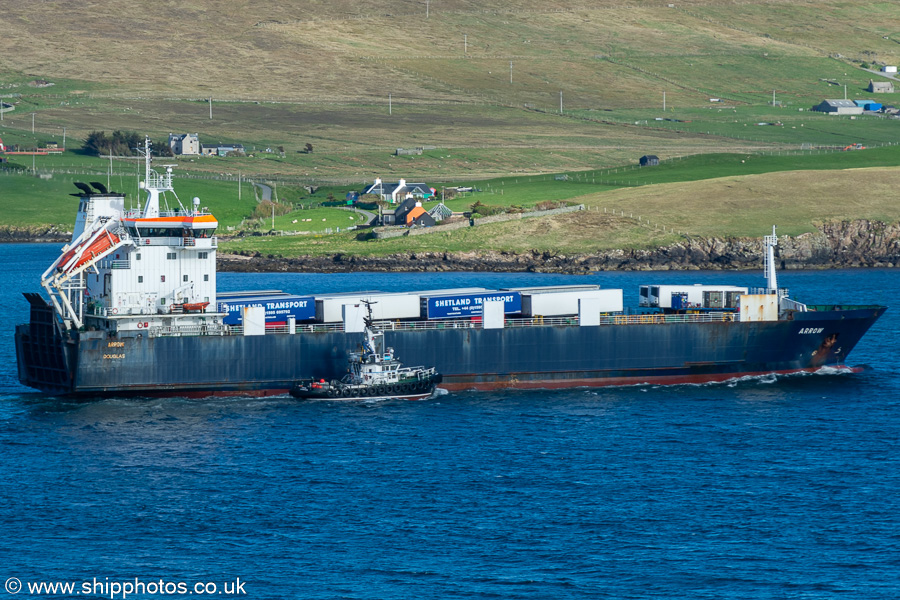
[405,203,435,227]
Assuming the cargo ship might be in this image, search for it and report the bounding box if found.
[15,140,887,396]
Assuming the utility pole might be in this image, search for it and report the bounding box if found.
[663,91,666,111]
[389,93,392,115]
[209,97,213,119]
[559,91,563,114]
[510,62,513,84]
[62,127,66,150]
[238,172,242,201]
[426,0,429,18]
[32,113,35,133]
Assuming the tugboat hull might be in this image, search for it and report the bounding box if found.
[290,373,443,400]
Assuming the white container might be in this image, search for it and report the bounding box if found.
[640,284,748,309]
[523,288,623,316]
[739,294,778,322]
[316,292,423,322]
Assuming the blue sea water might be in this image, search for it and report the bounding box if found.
[1,243,899,599]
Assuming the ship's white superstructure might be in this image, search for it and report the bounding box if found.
[40,138,221,333]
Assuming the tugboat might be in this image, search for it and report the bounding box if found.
[290,302,442,400]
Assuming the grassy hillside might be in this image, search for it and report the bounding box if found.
[2,0,900,257]
[222,166,900,257]
[1,0,899,177]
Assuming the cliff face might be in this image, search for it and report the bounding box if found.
[219,220,900,273]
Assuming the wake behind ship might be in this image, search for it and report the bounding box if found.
[15,140,886,396]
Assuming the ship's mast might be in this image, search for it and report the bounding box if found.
[137,137,183,217]
[360,299,384,356]
[764,225,778,294]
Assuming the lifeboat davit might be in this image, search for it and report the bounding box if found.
[58,232,121,273]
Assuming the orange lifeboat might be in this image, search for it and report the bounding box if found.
[58,232,121,273]
[182,301,210,312]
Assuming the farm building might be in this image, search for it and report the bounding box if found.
[639,155,660,166]
[380,209,397,226]
[380,198,416,226]
[380,198,437,227]
[854,100,883,111]
[169,133,200,155]
[201,143,245,156]
[363,178,435,204]
[406,204,436,227]
[868,80,894,94]
[813,99,864,115]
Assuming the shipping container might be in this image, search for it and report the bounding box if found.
[502,285,600,293]
[315,292,422,323]
[641,284,748,309]
[522,288,622,316]
[218,294,316,325]
[424,291,522,319]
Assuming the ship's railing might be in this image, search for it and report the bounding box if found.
[749,287,790,297]
[805,304,884,311]
[187,312,738,338]
[149,323,228,337]
[224,322,346,336]
[131,236,217,248]
[98,259,130,270]
[371,312,736,330]
[780,297,808,313]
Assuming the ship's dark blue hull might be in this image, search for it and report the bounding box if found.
[15,303,886,396]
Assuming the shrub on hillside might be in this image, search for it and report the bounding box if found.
[535,200,574,211]
[82,130,143,156]
[469,200,504,217]
[252,200,292,220]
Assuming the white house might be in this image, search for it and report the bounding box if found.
[363,178,435,204]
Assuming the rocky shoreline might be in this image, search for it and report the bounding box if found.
[218,220,900,274]
[11,221,899,273]
[0,227,70,243]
